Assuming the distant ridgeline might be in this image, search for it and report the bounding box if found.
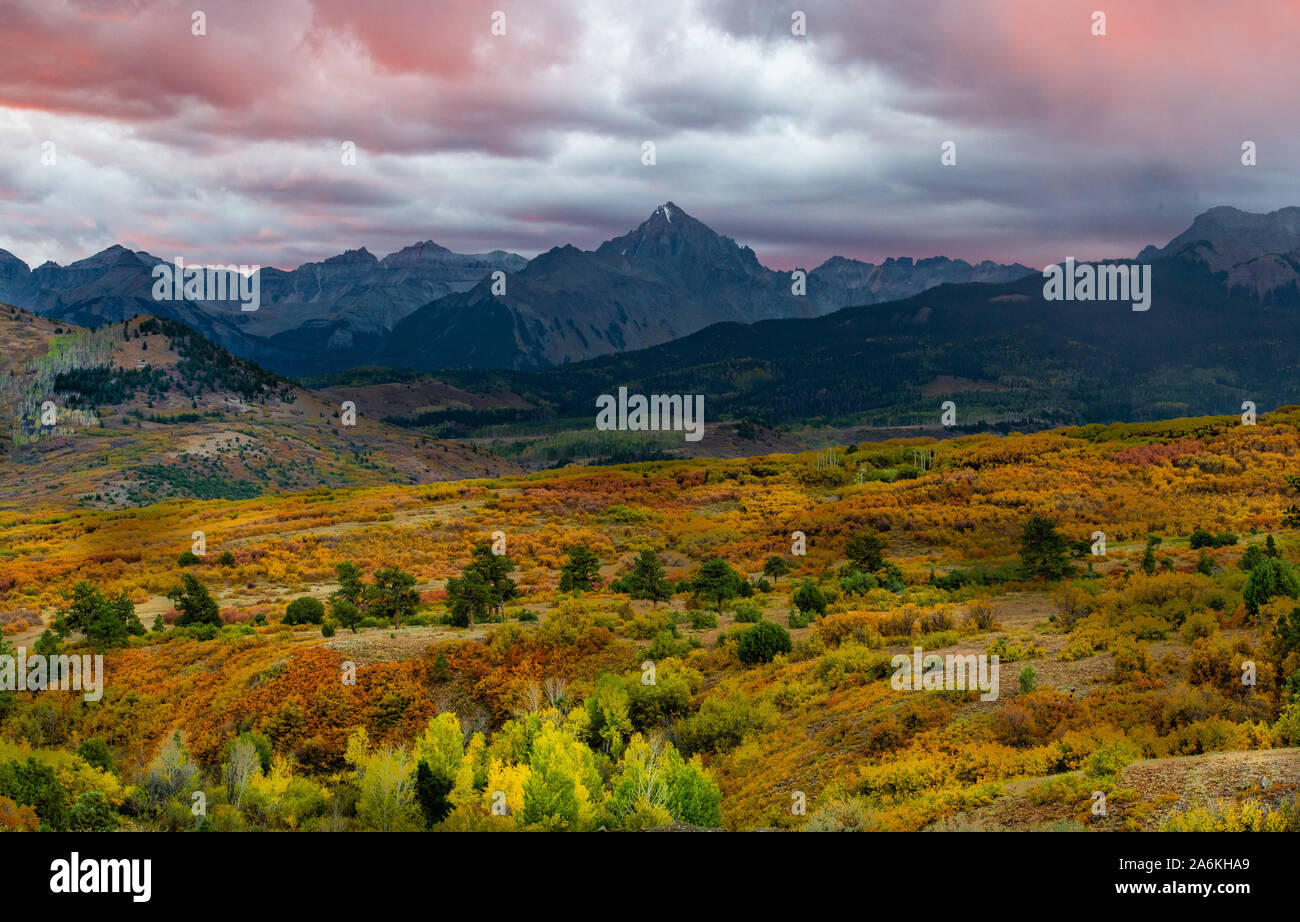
[414,248,1300,437]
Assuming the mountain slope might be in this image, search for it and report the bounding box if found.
[811,254,1035,308]
[424,243,1300,437]
[0,305,517,509]
[377,202,1036,371]
[1,202,1036,376]
[0,241,527,376]
[376,203,817,370]
[1138,205,1300,303]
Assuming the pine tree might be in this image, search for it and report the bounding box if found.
[368,566,419,628]
[447,542,518,626]
[693,558,743,614]
[559,546,602,593]
[1018,515,1074,580]
[626,549,672,606]
[52,582,145,647]
[762,555,791,583]
[844,533,887,572]
[167,573,221,627]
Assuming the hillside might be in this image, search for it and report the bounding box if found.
[1,409,1298,832]
[417,245,1300,438]
[0,241,527,377]
[0,305,517,509]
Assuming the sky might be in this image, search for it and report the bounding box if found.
[0,0,1296,271]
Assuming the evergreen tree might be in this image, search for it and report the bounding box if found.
[284,597,325,625]
[737,621,792,665]
[446,542,518,626]
[415,760,454,828]
[762,555,791,583]
[368,566,419,628]
[1140,536,1160,576]
[51,582,144,648]
[166,573,221,627]
[328,562,368,632]
[446,567,492,627]
[1018,515,1073,580]
[792,579,828,618]
[692,557,743,614]
[559,546,602,593]
[626,550,672,606]
[1243,558,1300,616]
[334,561,366,605]
[1238,544,1267,572]
[844,533,887,572]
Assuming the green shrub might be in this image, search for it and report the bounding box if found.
[690,610,718,630]
[648,631,694,660]
[840,570,879,596]
[793,580,828,617]
[68,790,118,832]
[738,621,792,665]
[187,623,218,642]
[676,691,774,753]
[284,596,325,625]
[988,636,1043,662]
[1084,739,1143,778]
[1018,665,1037,694]
[75,738,114,774]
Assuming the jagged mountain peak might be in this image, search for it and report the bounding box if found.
[69,244,145,270]
[1138,205,1300,299]
[321,247,379,266]
[814,255,874,272]
[380,240,453,267]
[0,248,30,272]
[1145,205,1300,261]
[595,202,759,272]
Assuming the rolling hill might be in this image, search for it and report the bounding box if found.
[0,305,517,510]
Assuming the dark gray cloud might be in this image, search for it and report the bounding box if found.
[0,0,1294,274]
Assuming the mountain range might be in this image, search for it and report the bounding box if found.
[364,204,1300,443]
[3,202,1299,434]
[0,203,1033,375]
[0,239,528,375]
[5,203,1300,499]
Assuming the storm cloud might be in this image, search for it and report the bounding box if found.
[0,0,1294,271]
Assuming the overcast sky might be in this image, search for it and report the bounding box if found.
[1,0,1296,271]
